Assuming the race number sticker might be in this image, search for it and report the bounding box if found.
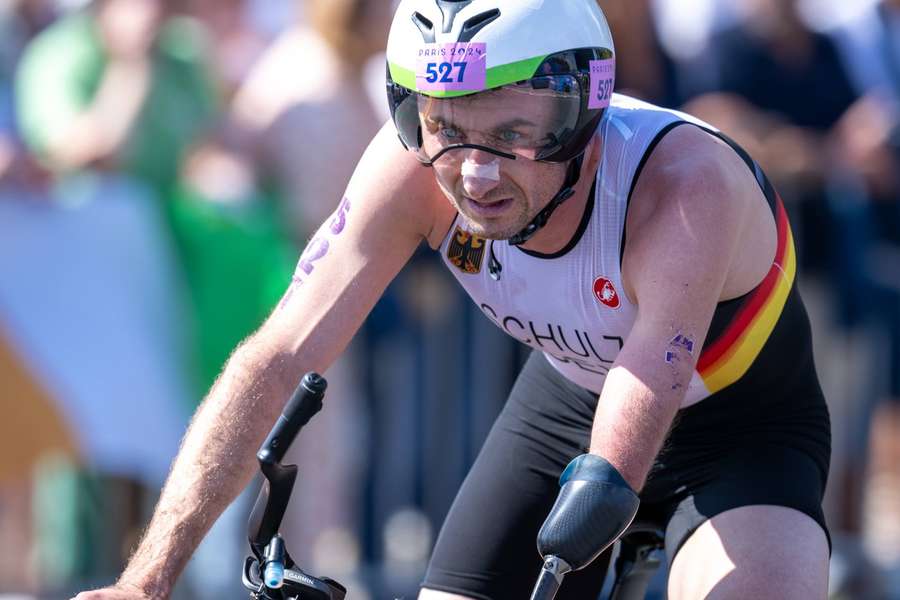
[588,58,615,109]
[416,43,487,92]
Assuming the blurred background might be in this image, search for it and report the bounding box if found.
[0,0,898,598]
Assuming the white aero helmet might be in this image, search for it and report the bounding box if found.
[386,0,616,166]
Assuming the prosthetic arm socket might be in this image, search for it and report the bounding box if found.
[536,454,640,571]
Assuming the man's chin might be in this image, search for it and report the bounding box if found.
[450,197,528,240]
[459,216,523,241]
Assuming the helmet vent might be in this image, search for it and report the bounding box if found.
[436,0,472,34]
[458,9,500,42]
[411,12,435,43]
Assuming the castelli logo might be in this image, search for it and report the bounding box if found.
[593,277,620,309]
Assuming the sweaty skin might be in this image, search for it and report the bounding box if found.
[75,123,823,600]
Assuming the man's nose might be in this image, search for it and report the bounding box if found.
[461,152,501,199]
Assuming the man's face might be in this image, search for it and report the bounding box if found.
[418,86,573,240]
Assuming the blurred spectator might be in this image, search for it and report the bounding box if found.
[15,0,218,200]
[0,0,58,593]
[0,0,56,78]
[168,138,295,400]
[598,0,682,107]
[652,0,746,58]
[0,174,196,592]
[231,0,393,241]
[681,0,858,214]
[4,0,222,593]
[0,125,49,195]
[0,0,55,194]
[244,0,300,39]
[830,0,900,203]
[650,0,751,100]
[830,0,900,588]
[181,0,274,100]
[682,0,899,595]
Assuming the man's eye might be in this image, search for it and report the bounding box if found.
[441,127,461,139]
[498,130,521,143]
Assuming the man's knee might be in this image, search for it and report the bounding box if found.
[668,505,829,599]
[418,588,481,600]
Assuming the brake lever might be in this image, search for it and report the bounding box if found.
[247,373,327,556]
[242,373,347,599]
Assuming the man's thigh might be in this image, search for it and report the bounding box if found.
[421,351,608,599]
[667,505,829,600]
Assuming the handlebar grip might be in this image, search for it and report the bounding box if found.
[258,372,327,465]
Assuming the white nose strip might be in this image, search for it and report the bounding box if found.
[461,158,500,181]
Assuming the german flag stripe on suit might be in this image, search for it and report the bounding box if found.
[696,194,796,394]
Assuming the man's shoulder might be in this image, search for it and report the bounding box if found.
[628,124,752,228]
[622,124,773,303]
[347,122,453,246]
[603,96,718,166]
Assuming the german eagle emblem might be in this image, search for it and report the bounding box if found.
[447,226,486,274]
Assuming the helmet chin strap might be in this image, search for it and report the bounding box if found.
[507,154,584,246]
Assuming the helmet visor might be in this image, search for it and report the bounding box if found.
[393,75,584,164]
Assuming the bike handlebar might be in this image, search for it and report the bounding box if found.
[258,372,327,466]
[248,373,327,552]
[242,372,346,599]
[243,556,346,600]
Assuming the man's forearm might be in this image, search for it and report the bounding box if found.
[588,368,681,491]
[119,335,301,598]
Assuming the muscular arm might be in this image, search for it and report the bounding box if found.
[79,123,446,599]
[589,127,769,491]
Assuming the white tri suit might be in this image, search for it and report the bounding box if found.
[422,95,831,600]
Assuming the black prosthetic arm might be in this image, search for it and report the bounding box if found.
[530,454,640,600]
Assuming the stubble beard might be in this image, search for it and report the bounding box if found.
[451,192,534,241]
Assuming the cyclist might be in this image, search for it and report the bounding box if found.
[75,1,831,599]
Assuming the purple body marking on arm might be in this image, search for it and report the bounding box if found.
[671,334,694,353]
[297,237,330,275]
[665,333,695,364]
[329,196,351,234]
[278,197,353,311]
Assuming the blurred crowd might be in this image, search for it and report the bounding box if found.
[0,0,898,598]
